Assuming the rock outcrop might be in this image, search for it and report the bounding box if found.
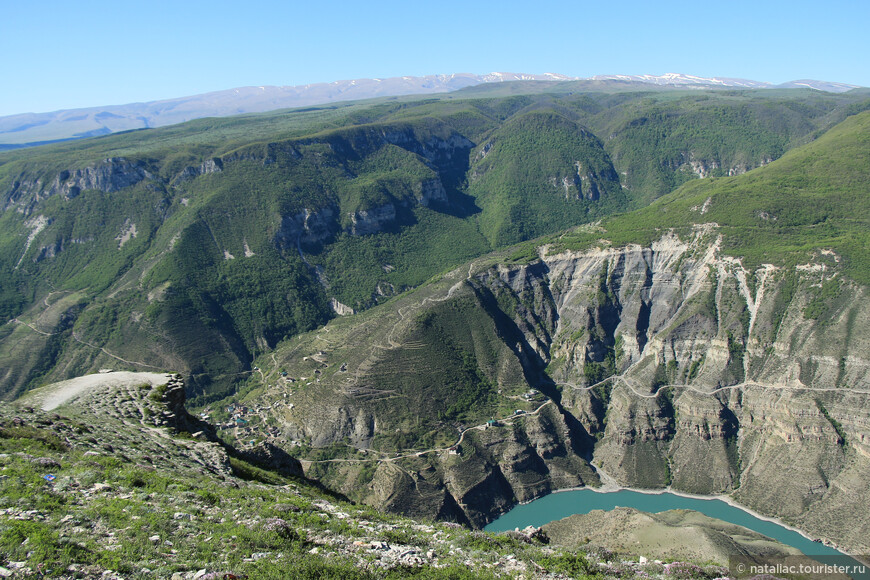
[4,157,155,210]
[415,177,448,207]
[268,227,870,552]
[275,205,339,248]
[173,157,223,182]
[49,158,154,199]
[557,160,620,200]
[350,203,397,236]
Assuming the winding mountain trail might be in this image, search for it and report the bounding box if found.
[8,318,57,336]
[558,368,870,402]
[298,399,554,466]
[69,330,165,370]
[302,259,484,398]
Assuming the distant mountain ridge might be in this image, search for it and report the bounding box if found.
[0,73,572,147]
[591,72,861,93]
[0,72,861,147]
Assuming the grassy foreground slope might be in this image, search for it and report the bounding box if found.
[0,375,748,579]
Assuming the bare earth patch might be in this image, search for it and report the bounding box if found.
[21,371,171,411]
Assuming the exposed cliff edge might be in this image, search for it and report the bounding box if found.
[5,157,156,211]
[253,226,870,553]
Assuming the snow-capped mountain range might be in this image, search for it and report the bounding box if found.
[0,72,861,147]
[590,72,860,93]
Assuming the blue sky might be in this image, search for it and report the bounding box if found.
[1,0,868,116]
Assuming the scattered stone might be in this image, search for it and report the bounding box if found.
[273,503,301,513]
[262,517,295,539]
[500,529,532,544]
[31,457,61,468]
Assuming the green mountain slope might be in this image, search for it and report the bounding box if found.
[223,109,870,552]
[0,86,866,403]
[468,109,625,246]
[546,108,870,284]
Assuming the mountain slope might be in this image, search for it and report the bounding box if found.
[0,87,865,405]
[224,110,870,553]
[547,108,870,283]
[543,508,802,566]
[3,373,657,579]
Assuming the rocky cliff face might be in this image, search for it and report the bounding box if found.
[415,177,448,207]
[346,175,449,235]
[266,227,870,552]
[300,403,599,528]
[350,204,398,236]
[173,157,223,183]
[275,206,339,248]
[275,174,453,243]
[4,157,156,211]
[557,160,620,201]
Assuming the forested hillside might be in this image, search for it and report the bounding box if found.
[1,82,866,403]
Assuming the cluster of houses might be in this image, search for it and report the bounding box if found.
[216,402,284,446]
[211,356,334,448]
[522,388,541,401]
[220,403,253,430]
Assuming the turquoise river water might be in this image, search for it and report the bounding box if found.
[484,488,869,579]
